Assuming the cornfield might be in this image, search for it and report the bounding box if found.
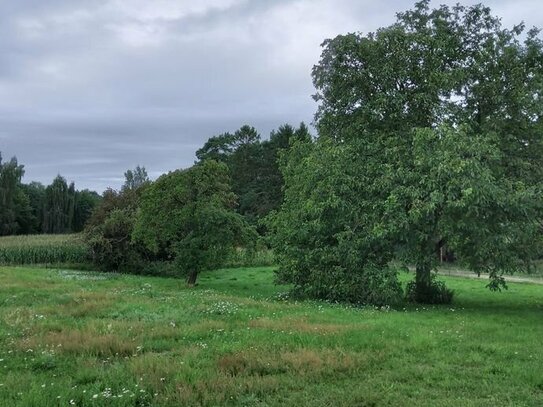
[0,234,88,266]
[224,247,275,268]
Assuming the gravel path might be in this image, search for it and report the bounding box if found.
[439,270,543,285]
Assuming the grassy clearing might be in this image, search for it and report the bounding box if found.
[0,235,88,266]
[0,266,541,406]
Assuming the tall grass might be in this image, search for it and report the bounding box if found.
[0,234,88,266]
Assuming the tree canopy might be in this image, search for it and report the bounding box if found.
[272,0,543,303]
[123,166,150,191]
[196,123,311,225]
[133,160,255,285]
[0,154,33,236]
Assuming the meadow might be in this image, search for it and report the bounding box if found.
[0,266,541,406]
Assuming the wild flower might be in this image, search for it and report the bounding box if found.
[204,301,240,315]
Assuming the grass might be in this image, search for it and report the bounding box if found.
[0,266,541,406]
[0,234,88,266]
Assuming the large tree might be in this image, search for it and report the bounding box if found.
[0,154,34,236]
[276,1,543,303]
[123,166,150,191]
[133,160,255,285]
[21,182,46,234]
[270,137,403,305]
[43,176,76,234]
[196,123,311,225]
[84,168,148,271]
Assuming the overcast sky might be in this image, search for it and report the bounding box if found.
[1,0,542,192]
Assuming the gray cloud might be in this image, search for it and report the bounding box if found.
[1,0,542,192]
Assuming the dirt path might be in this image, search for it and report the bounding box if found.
[439,270,543,285]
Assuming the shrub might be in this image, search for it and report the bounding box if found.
[277,264,403,306]
[405,274,454,304]
[84,209,142,273]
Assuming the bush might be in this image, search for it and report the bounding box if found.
[84,209,142,273]
[405,274,454,304]
[277,264,403,306]
[269,139,404,306]
[140,261,180,278]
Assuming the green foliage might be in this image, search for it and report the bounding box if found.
[405,273,454,304]
[0,153,100,236]
[85,209,141,273]
[86,187,141,229]
[223,247,275,268]
[20,182,46,233]
[305,0,543,302]
[270,138,403,305]
[122,165,150,191]
[133,160,256,284]
[43,176,76,234]
[0,154,34,236]
[196,123,311,226]
[84,182,145,273]
[0,234,87,265]
[73,189,101,232]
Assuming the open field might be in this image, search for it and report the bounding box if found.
[0,266,541,406]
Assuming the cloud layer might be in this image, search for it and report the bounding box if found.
[1,0,541,191]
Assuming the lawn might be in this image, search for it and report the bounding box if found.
[0,266,541,406]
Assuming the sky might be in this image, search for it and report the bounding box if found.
[1,0,542,192]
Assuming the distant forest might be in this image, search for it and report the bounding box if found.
[0,123,310,236]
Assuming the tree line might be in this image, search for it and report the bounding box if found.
[0,154,101,236]
[82,123,309,281]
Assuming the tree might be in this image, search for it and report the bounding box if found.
[259,123,312,217]
[196,123,311,226]
[269,135,403,305]
[123,166,150,191]
[228,127,263,221]
[43,176,76,234]
[84,169,148,271]
[84,208,141,272]
[73,189,101,232]
[133,160,255,285]
[279,0,543,302]
[0,153,33,236]
[21,182,46,234]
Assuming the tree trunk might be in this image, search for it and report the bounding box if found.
[186,270,198,287]
[414,261,432,301]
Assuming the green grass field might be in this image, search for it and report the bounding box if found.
[0,266,541,406]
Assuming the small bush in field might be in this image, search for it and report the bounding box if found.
[405,274,454,304]
[84,209,142,273]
